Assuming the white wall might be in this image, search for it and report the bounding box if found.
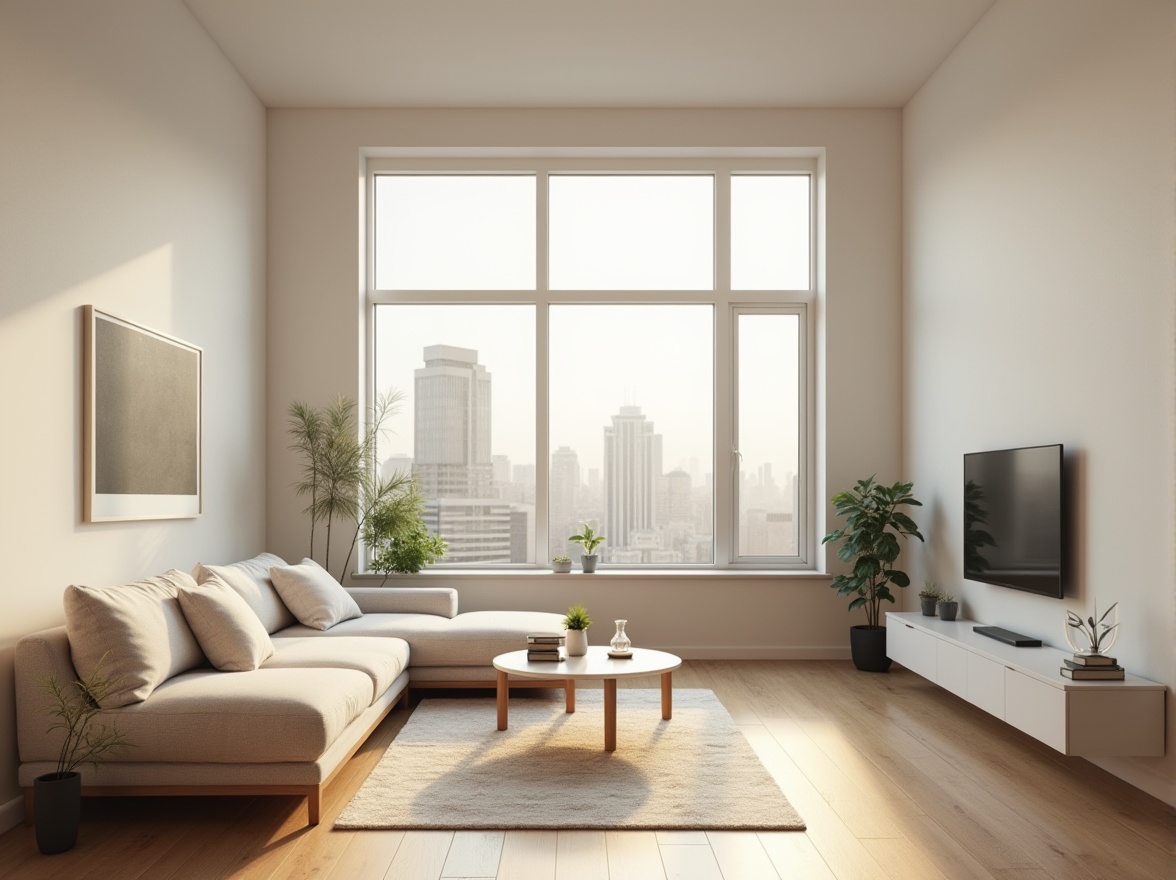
[0,0,267,829]
[266,109,904,654]
[904,0,1175,803]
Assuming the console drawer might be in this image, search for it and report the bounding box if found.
[887,620,937,680]
[1005,668,1067,752]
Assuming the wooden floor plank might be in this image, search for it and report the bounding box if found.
[705,831,780,879]
[386,830,455,880]
[496,830,557,880]
[326,830,405,880]
[441,830,504,878]
[659,843,723,880]
[554,830,609,880]
[758,831,837,880]
[605,831,667,880]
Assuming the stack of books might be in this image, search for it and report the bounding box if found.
[1061,654,1124,680]
[526,631,565,662]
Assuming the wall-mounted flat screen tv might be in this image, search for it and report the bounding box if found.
[963,444,1065,599]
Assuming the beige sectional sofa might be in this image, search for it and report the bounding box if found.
[15,553,564,825]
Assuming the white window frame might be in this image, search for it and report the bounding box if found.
[364,155,819,572]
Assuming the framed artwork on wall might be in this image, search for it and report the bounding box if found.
[83,305,202,522]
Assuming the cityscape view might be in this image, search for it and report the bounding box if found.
[380,343,798,567]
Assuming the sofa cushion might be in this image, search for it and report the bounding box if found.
[274,610,567,667]
[100,667,372,764]
[192,552,295,634]
[346,587,458,618]
[178,574,275,672]
[63,570,206,708]
[263,636,409,703]
[269,559,362,631]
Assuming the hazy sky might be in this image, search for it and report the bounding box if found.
[371,173,806,482]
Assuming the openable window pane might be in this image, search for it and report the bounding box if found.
[374,175,535,290]
[372,305,536,565]
[731,175,810,290]
[549,305,713,564]
[549,176,714,290]
[737,313,800,557]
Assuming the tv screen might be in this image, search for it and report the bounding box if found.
[963,444,1065,599]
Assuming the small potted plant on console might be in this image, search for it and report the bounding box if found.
[822,476,924,672]
[919,582,943,616]
[937,593,959,621]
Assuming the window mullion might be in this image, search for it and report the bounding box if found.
[714,171,733,565]
[535,170,551,562]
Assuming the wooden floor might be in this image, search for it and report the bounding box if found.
[1,660,1172,879]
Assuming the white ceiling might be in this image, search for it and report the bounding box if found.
[183,0,996,109]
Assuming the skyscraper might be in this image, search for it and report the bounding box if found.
[413,344,493,499]
[412,344,530,563]
[550,445,580,558]
[603,405,662,560]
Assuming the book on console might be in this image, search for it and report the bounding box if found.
[526,642,561,653]
[527,632,565,644]
[1060,666,1124,680]
[1066,654,1118,667]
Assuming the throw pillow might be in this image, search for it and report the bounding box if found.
[64,569,206,708]
[268,558,363,631]
[177,574,275,671]
[192,552,296,634]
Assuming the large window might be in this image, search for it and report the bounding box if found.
[368,159,814,570]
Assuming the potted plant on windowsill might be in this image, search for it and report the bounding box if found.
[568,523,605,573]
[563,604,592,655]
[822,476,924,672]
[551,555,573,574]
[37,659,132,854]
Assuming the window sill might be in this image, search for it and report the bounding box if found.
[351,568,830,583]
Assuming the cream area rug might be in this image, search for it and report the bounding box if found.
[336,689,804,830]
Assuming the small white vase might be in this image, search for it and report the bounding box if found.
[565,628,588,656]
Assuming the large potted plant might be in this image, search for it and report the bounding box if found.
[822,476,923,672]
[362,482,446,581]
[37,660,132,854]
[287,391,413,581]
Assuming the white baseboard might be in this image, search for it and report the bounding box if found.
[663,646,851,660]
[0,792,24,835]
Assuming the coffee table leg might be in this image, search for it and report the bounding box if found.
[604,678,617,752]
[566,678,575,713]
[661,671,672,720]
[497,670,508,731]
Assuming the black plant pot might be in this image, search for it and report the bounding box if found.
[849,625,892,672]
[34,771,81,855]
[920,598,938,616]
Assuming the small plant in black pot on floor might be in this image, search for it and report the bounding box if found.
[823,476,924,672]
[37,658,132,854]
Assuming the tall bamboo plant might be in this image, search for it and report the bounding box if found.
[287,391,412,581]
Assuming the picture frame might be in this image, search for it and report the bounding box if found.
[83,306,202,522]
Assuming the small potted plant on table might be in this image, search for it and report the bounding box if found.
[563,604,592,656]
[568,523,605,573]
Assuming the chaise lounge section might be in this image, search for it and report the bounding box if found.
[15,553,565,825]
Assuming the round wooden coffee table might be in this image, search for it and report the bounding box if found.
[493,646,682,752]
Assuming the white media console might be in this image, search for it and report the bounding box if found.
[886,612,1165,756]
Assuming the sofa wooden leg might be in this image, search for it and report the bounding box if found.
[23,788,33,826]
[307,787,322,825]
[398,686,410,709]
